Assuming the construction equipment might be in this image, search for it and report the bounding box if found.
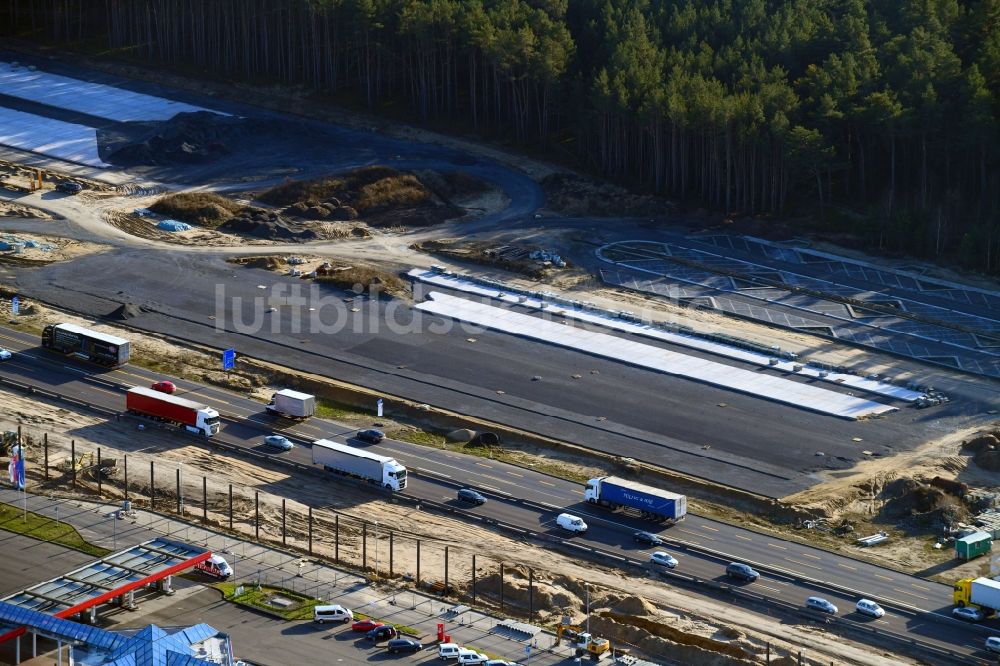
[557,621,610,660]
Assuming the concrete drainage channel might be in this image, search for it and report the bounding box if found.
[0,375,982,664]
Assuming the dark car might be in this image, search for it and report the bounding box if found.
[633,531,663,546]
[725,562,759,582]
[386,638,423,654]
[356,429,385,444]
[367,625,398,642]
[56,181,83,194]
[457,488,487,505]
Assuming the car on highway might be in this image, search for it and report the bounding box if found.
[633,531,663,546]
[649,551,678,568]
[0,348,11,361]
[556,513,588,533]
[457,488,487,505]
[386,638,423,654]
[725,562,759,582]
[805,597,838,614]
[367,625,398,642]
[351,619,384,632]
[150,380,176,394]
[952,606,985,622]
[986,636,1000,654]
[356,428,385,444]
[855,599,884,618]
[263,434,293,451]
[456,649,488,665]
[485,660,514,666]
[55,181,83,194]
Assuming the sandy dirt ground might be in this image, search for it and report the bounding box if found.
[0,201,55,220]
[0,387,914,665]
[0,232,108,263]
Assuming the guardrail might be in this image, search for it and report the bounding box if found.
[1,376,983,664]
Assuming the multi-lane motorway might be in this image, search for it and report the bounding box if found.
[0,324,995,662]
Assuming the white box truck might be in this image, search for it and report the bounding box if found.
[265,389,315,419]
[312,439,406,491]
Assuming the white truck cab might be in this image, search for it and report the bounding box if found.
[195,407,221,436]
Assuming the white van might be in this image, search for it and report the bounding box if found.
[457,650,488,666]
[194,554,232,580]
[986,636,1000,654]
[438,643,461,660]
[313,604,353,623]
[556,513,588,533]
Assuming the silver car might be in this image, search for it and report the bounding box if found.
[806,597,838,614]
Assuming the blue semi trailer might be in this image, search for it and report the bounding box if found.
[584,476,687,523]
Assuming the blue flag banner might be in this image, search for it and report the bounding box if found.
[8,444,24,491]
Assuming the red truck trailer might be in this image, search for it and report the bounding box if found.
[125,387,221,437]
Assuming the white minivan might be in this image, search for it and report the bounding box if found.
[556,513,588,533]
[438,643,462,660]
[986,636,1000,654]
[313,604,353,623]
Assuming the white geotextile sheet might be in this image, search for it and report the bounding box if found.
[415,291,896,419]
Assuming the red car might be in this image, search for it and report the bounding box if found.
[151,380,176,394]
[351,619,384,632]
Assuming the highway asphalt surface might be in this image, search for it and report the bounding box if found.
[5,253,977,498]
[0,326,996,662]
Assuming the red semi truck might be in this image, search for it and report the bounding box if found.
[126,387,221,437]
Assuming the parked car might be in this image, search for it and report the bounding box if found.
[150,380,175,394]
[367,625,398,642]
[314,604,353,623]
[263,435,293,451]
[556,513,588,533]
[457,649,488,666]
[386,638,423,654]
[986,636,1000,654]
[0,348,11,361]
[632,531,663,546]
[805,597,838,615]
[649,551,678,568]
[356,429,385,444]
[725,562,759,582]
[351,619,384,632]
[855,599,884,618]
[457,488,487,505]
[438,643,461,660]
[953,606,985,622]
[56,181,83,194]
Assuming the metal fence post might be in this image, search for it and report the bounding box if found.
[43,434,48,481]
[228,484,233,530]
[362,522,368,571]
[123,455,128,501]
[389,532,394,576]
[529,569,534,621]
[444,546,449,595]
[416,539,420,588]
[472,554,476,604]
[308,506,313,555]
[335,515,339,563]
[175,468,181,514]
[202,476,207,523]
[500,562,504,614]
[282,498,286,546]
[71,440,76,489]
[149,460,154,509]
[255,492,259,540]
[96,447,102,496]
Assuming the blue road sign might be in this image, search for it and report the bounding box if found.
[10,297,18,316]
[222,348,236,370]
[377,398,384,417]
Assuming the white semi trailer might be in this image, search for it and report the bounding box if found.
[312,439,407,491]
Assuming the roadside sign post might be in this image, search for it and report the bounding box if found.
[376,398,384,418]
[10,296,18,316]
[222,348,236,371]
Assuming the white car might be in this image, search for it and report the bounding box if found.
[649,551,678,568]
[456,650,488,666]
[855,599,884,618]
[0,348,11,361]
[556,513,588,533]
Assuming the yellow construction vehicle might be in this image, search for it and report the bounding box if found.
[556,622,610,659]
